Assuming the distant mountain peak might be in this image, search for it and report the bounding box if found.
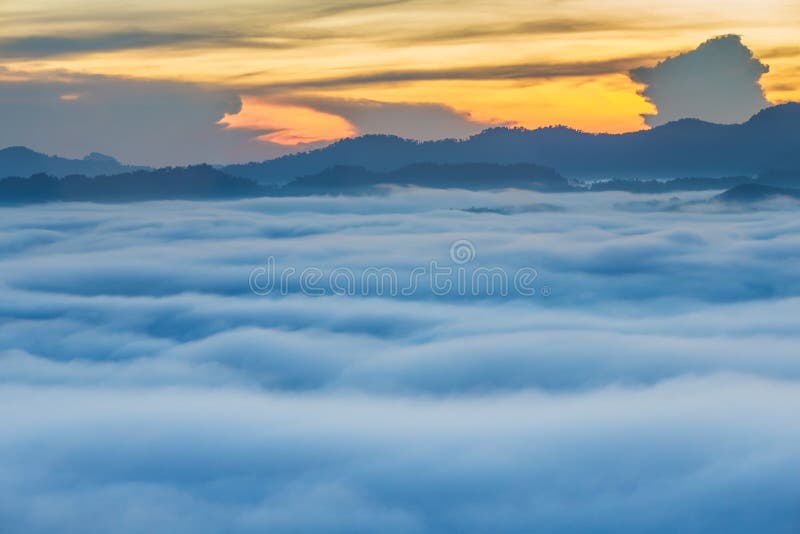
[658,117,718,127]
[745,101,800,125]
[82,152,119,163]
[716,183,800,203]
[0,146,146,179]
[0,146,40,156]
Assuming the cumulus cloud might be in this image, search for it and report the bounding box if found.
[630,35,770,126]
[2,189,800,531]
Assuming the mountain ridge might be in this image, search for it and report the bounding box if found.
[3,164,798,204]
[0,165,262,203]
[278,162,573,195]
[0,146,147,179]
[223,102,800,183]
[4,102,799,184]
[715,183,800,203]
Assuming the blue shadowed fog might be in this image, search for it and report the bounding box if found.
[1,187,800,533]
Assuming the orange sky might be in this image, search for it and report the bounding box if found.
[1,0,798,148]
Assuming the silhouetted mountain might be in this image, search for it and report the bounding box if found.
[715,183,800,203]
[753,170,800,189]
[278,163,574,195]
[224,103,800,183]
[462,204,566,215]
[4,160,799,205]
[0,146,146,179]
[0,165,266,204]
[589,170,800,194]
[589,176,753,193]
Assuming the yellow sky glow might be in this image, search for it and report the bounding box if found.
[218,97,357,145]
[1,0,798,146]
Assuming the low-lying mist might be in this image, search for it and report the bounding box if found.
[1,188,799,533]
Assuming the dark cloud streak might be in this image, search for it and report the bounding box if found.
[238,53,667,91]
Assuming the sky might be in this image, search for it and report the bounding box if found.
[0,0,798,164]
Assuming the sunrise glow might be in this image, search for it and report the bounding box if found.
[1,0,797,159]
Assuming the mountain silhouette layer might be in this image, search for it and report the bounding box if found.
[0,146,146,179]
[589,170,800,193]
[0,163,571,203]
[0,165,263,203]
[279,163,573,195]
[715,183,800,203]
[224,102,800,183]
[3,165,799,204]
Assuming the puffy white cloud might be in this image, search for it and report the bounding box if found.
[630,35,770,126]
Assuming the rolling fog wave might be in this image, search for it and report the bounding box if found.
[1,188,799,533]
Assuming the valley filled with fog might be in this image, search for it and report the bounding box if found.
[2,188,800,532]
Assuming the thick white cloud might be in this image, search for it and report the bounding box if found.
[630,35,770,126]
[1,188,800,531]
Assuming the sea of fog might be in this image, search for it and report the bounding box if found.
[1,187,800,533]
